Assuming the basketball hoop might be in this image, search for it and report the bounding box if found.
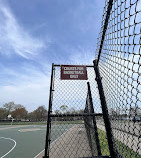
[7,114,14,125]
[8,114,12,119]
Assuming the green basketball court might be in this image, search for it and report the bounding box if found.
[0,124,73,158]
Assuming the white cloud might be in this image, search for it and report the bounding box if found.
[68,46,94,64]
[0,2,46,59]
[0,2,51,111]
[0,66,50,112]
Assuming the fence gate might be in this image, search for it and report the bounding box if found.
[43,64,116,158]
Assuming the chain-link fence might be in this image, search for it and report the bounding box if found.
[95,0,141,157]
[43,0,140,157]
[43,65,111,158]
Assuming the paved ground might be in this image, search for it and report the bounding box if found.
[36,125,92,158]
[0,124,73,158]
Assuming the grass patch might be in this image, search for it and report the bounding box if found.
[98,129,141,158]
[98,129,110,156]
[115,139,141,158]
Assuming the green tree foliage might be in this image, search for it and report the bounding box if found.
[0,102,49,121]
[0,108,7,119]
[28,106,47,121]
[2,102,27,120]
[11,107,28,120]
[28,112,34,121]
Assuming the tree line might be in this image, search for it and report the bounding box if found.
[55,105,84,115]
[1,103,91,121]
[0,103,84,122]
[0,102,47,121]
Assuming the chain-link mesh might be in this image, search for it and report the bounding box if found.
[84,83,99,157]
[95,0,141,157]
[84,82,110,157]
[52,66,101,114]
[47,66,110,158]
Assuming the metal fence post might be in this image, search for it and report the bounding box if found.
[43,63,54,158]
[93,60,117,158]
[87,82,102,156]
[97,0,113,65]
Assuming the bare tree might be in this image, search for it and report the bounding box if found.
[54,110,60,115]
[60,105,68,114]
[3,102,15,115]
[129,106,141,117]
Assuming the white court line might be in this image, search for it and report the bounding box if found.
[0,125,39,131]
[0,137,16,158]
[33,125,75,158]
[33,149,45,158]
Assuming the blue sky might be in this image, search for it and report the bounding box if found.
[0,0,105,111]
